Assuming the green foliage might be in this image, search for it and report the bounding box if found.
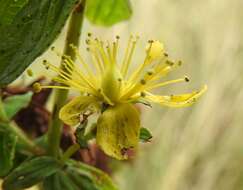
[85,0,132,26]
[0,0,78,86]
[0,0,29,25]
[2,156,62,190]
[0,92,34,177]
[139,127,152,142]
[43,160,118,190]
[0,129,17,177]
[2,155,118,190]
[3,92,33,119]
[75,121,97,149]
[75,121,89,149]
[43,171,81,190]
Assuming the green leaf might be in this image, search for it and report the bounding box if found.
[0,0,29,25]
[43,160,118,190]
[75,122,97,148]
[0,130,17,177]
[139,127,152,142]
[75,120,89,148]
[43,171,80,190]
[67,160,118,190]
[97,103,140,160]
[0,0,78,86]
[3,92,33,119]
[85,0,132,26]
[2,156,62,190]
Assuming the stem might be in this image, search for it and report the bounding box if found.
[47,1,86,158]
[61,144,80,163]
[0,97,9,123]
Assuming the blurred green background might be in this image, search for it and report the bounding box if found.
[10,0,243,189]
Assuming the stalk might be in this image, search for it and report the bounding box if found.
[61,144,80,163]
[47,0,85,158]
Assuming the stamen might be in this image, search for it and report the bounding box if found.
[145,77,189,91]
[113,36,119,63]
[69,44,94,79]
[98,89,114,106]
[42,60,72,80]
[50,46,63,58]
[39,85,75,91]
[89,47,104,73]
[52,77,92,93]
[33,83,42,93]
[106,41,114,65]
[26,69,33,77]
[140,79,146,85]
[126,39,155,83]
[92,39,110,68]
[121,35,132,76]
[184,76,190,82]
[121,36,138,77]
[42,59,97,93]
[146,70,154,76]
[85,39,90,45]
[140,92,146,97]
[112,42,117,61]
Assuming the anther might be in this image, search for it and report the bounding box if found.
[140,79,146,85]
[184,76,190,82]
[116,35,120,39]
[165,60,174,66]
[87,32,92,37]
[118,78,122,82]
[148,40,154,43]
[85,39,90,44]
[42,60,47,65]
[164,53,168,57]
[147,70,154,75]
[26,69,33,77]
[178,60,182,66]
[33,83,42,93]
[51,46,55,50]
[140,92,146,97]
[86,47,90,51]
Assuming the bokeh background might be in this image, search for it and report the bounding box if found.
[6,0,243,189]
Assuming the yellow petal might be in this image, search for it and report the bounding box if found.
[59,96,99,126]
[96,104,140,160]
[145,85,207,107]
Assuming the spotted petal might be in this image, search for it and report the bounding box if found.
[59,96,99,126]
[96,103,140,160]
[145,85,207,107]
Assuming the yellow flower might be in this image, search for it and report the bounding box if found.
[34,34,207,160]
